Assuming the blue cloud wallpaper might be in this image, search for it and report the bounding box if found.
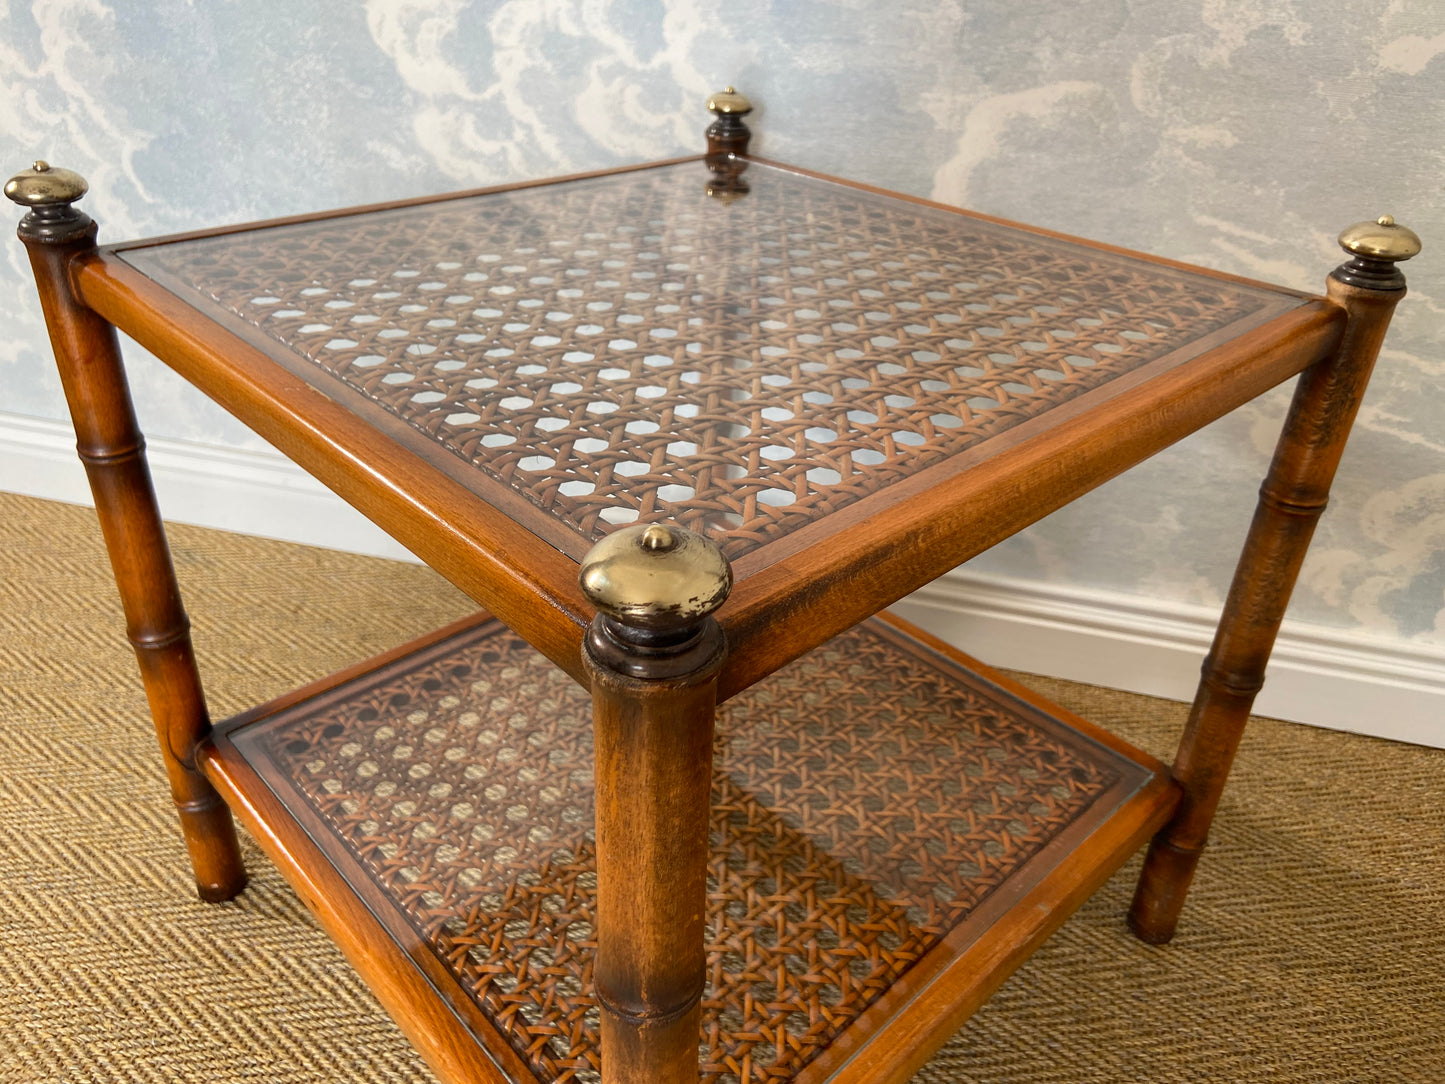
[3,0,1442,641]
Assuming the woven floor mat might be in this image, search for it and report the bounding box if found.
[1,490,1441,1083]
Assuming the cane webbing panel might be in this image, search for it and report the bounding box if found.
[119,163,1303,561]
[223,617,1159,1084]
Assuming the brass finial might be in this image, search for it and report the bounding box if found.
[580,522,731,632]
[706,86,752,116]
[1337,215,1422,263]
[639,524,678,553]
[5,161,88,208]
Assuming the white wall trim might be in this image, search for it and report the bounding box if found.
[0,412,415,562]
[7,410,1442,748]
[893,571,1445,749]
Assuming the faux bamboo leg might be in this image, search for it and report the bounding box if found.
[1129,218,1421,944]
[579,524,732,1084]
[588,667,720,1083]
[7,166,246,902]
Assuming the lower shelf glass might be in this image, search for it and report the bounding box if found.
[206,612,1177,1084]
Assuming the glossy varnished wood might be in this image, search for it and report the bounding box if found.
[579,524,731,1084]
[586,649,723,1084]
[715,300,1342,702]
[105,161,1317,578]
[202,610,1179,1084]
[1129,268,1410,943]
[200,612,536,1084]
[68,207,1345,704]
[17,220,246,901]
[71,251,595,686]
[822,612,1180,1084]
[11,129,1415,1084]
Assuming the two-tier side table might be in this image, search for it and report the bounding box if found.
[7,89,1420,1084]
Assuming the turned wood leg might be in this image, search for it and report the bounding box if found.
[7,164,246,902]
[1129,216,1421,944]
[579,523,732,1084]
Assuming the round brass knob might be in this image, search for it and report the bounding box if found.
[1338,215,1421,262]
[706,86,752,117]
[5,160,88,208]
[579,523,731,631]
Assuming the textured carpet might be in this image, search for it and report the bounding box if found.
[1,490,1441,1083]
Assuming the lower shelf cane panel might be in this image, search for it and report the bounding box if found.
[208,614,1176,1084]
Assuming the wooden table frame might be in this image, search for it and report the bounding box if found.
[7,96,1417,1084]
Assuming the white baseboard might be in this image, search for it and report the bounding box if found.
[0,412,416,562]
[6,411,1442,749]
[894,572,1445,749]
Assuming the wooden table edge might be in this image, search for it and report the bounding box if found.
[198,736,534,1084]
[69,203,1345,708]
[717,301,1345,699]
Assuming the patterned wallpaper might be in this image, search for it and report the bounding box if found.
[3,0,1442,642]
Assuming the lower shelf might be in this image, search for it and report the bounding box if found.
[203,611,1179,1084]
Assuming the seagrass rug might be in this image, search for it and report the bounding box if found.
[1,490,1441,1083]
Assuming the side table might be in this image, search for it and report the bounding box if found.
[6,90,1419,1084]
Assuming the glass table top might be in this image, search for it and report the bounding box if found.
[118,161,1307,564]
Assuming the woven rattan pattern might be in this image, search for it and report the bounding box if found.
[236,620,1122,1083]
[124,164,1286,558]
[10,492,1444,1083]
